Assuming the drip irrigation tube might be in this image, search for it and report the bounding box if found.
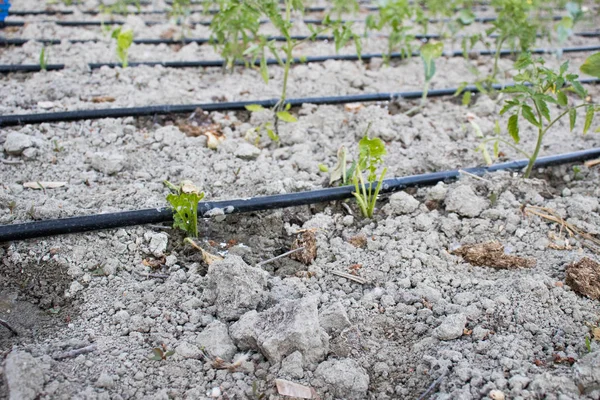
[1,78,598,127]
[5,44,599,74]
[5,30,599,48]
[1,148,599,242]
[84,44,600,70]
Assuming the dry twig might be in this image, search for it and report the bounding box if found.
[256,247,305,267]
[0,319,18,336]
[53,344,97,360]
[331,270,367,284]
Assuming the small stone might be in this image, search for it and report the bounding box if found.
[319,301,351,334]
[432,313,467,340]
[314,358,369,400]
[489,389,505,400]
[95,372,115,389]
[196,321,237,361]
[574,350,600,394]
[234,142,261,160]
[148,233,168,257]
[427,182,447,201]
[176,342,202,359]
[21,147,38,160]
[90,152,126,175]
[4,132,33,155]
[445,185,488,217]
[4,351,44,400]
[385,191,420,215]
[279,351,304,379]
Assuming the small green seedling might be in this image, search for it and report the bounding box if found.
[407,41,444,115]
[480,53,598,178]
[556,2,585,47]
[170,0,192,39]
[585,336,592,353]
[328,145,356,185]
[244,104,294,143]
[111,27,134,68]
[352,134,388,218]
[150,345,175,361]
[39,46,49,71]
[365,0,414,62]
[164,180,205,238]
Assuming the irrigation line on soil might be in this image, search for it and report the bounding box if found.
[1,78,598,127]
[1,148,600,242]
[4,44,599,73]
[4,29,598,48]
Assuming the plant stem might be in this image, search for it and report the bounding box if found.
[524,126,543,179]
[491,37,505,84]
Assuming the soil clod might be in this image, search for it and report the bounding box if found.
[452,241,536,269]
[291,230,317,265]
[566,257,600,300]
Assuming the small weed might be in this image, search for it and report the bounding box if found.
[149,344,175,361]
[572,165,583,180]
[52,140,64,152]
[39,46,49,71]
[8,200,16,214]
[164,180,205,238]
[585,336,592,353]
[169,0,192,39]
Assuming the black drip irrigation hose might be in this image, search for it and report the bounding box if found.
[1,148,599,242]
[4,44,599,74]
[1,78,598,127]
[4,30,600,48]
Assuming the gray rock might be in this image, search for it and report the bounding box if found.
[574,351,600,394]
[529,372,580,397]
[445,185,488,217]
[314,358,369,399]
[147,232,168,257]
[4,351,44,400]
[4,132,33,155]
[95,372,115,389]
[432,313,466,340]
[427,182,447,201]
[90,152,126,175]
[203,255,269,321]
[154,126,184,143]
[385,191,420,215]
[196,321,237,361]
[230,296,329,363]
[235,142,261,160]
[176,342,202,359]
[319,301,351,334]
[279,351,304,379]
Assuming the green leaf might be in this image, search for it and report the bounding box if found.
[556,90,568,107]
[420,42,443,82]
[276,111,297,123]
[569,108,577,131]
[508,114,520,143]
[457,9,476,25]
[358,135,386,183]
[245,104,265,112]
[584,105,595,134]
[462,91,471,106]
[580,52,600,78]
[318,164,329,173]
[521,104,540,127]
[266,127,279,142]
[165,184,204,238]
[534,99,551,122]
[151,348,164,361]
[164,351,175,358]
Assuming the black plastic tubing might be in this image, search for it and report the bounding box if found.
[1,148,599,242]
[1,79,599,127]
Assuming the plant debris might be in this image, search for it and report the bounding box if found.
[178,108,225,149]
[142,256,166,269]
[524,205,600,253]
[290,230,317,265]
[348,234,367,248]
[91,96,116,103]
[274,379,316,399]
[185,238,224,265]
[565,257,600,300]
[23,181,67,190]
[451,242,535,269]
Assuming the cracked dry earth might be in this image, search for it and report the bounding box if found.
[2,0,600,399]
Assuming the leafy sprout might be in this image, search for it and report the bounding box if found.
[150,345,175,361]
[352,134,388,218]
[111,27,134,68]
[407,41,443,115]
[366,0,414,62]
[164,180,205,238]
[478,52,598,178]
